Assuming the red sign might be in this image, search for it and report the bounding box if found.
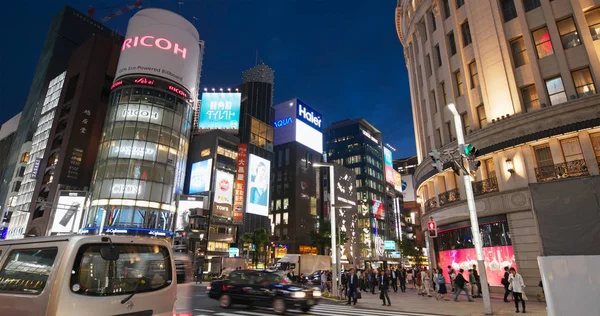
[134,77,155,85]
[168,85,188,98]
[233,144,248,224]
[111,80,123,90]
[122,35,188,59]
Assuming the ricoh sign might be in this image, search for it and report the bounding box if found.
[115,8,201,92]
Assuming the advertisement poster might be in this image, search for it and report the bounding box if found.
[372,199,385,220]
[199,92,241,130]
[246,154,270,216]
[50,191,87,235]
[176,196,205,231]
[393,170,403,192]
[438,245,515,287]
[189,159,212,194]
[233,144,247,223]
[212,170,234,218]
[384,147,395,185]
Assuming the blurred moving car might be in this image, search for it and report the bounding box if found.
[207,269,321,314]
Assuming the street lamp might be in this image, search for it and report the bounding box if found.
[448,103,492,315]
[313,162,339,298]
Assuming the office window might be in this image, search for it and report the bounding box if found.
[590,133,600,159]
[448,31,457,56]
[533,27,554,58]
[561,137,585,162]
[545,76,567,105]
[435,128,442,147]
[461,21,472,47]
[485,158,496,179]
[443,0,451,19]
[446,121,453,143]
[456,0,464,8]
[523,0,541,12]
[430,11,437,31]
[441,81,448,105]
[572,68,596,97]
[454,70,464,96]
[461,112,470,135]
[469,61,479,89]
[501,0,518,22]
[285,148,290,166]
[585,7,600,40]
[477,105,487,128]
[435,45,442,67]
[557,17,581,49]
[521,85,540,112]
[431,90,437,113]
[420,19,428,41]
[534,144,554,167]
[425,54,432,77]
[510,37,529,67]
[12,181,21,192]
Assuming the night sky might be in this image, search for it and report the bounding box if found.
[0,0,414,159]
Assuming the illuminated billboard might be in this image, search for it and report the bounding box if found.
[189,159,212,194]
[176,195,206,231]
[198,92,241,130]
[50,191,87,235]
[384,147,394,185]
[246,154,270,216]
[393,170,403,192]
[233,144,247,223]
[273,99,323,153]
[372,199,385,220]
[438,245,515,286]
[212,170,234,218]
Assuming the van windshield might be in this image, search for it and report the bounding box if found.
[70,243,172,296]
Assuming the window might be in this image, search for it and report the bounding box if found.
[585,7,600,40]
[590,133,600,159]
[20,152,30,163]
[456,0,464,8]
[461,112,470,135]
[250,118,273,151]
[0,248,58,294]
[425,54,432,77]
[16,166,25,178]
[477,105,487,128]
[435,128,442,146]
[557,17,581,49]
[283,198,289,210]
[443,0,451,19]
[533,27,554,58]
[461,21,472,47]
[431,90,437,113]
[454,70,464,96]
[435,45,442,67]
[448,31,457,56]
[523,0,541,12]
[521,85,540,112]
[430,11,437,31]
[441,81,448,105]
[510,37,529,67]
[545,76,567,105]
[572,68,596,97]
[446,121,453,143]
[560,137,584,162]
[501,0,518,22]
[12,181,21,192]
[485,158,496,179]
[285,148,290,166]
[63,75,79,103]
[469,61,479,89]
[534,144,554,167]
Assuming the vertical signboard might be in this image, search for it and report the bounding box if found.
[50,191,87,235]
[212,170,234,218]
[233,144,247,223]
[372,199,385,220]
[383,147,394,185]
[189,159,213,194]
[246,154,271,216]
[393,170,403,192]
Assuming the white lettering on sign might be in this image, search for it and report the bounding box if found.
[116,146,155,157]
[122,36,187,59]
[298,104,321,129]
[361,129,379,144]
[121,109,159,120]
[112,184,139,194]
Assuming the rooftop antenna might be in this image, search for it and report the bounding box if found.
[178,1,184,13]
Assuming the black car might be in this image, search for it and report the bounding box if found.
[207,270,321,314]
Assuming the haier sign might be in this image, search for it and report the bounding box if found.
[296,101,322,131]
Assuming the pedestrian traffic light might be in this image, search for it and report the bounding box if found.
[464,144,481,172]
[468,159,481,173]
[429,149,443,173]
[464,144,479,156]
[427,221,437,238]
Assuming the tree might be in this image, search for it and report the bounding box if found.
[241,233,253,260]
[253,228,269,266]
[399,238,426,267]
[308,220,349,255]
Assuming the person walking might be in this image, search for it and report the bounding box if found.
[415,268,422,295]
[195,266,203,284]
[320,270,327,292]
[453,269,474,302]
[447,265,456,292]
[431,268,437,292]
[421,267,432,297]
[436,268,449,301]
[346,268,358,305]
[509,268,526,313]
[370,268,377,294]
[472,264,482,297]
[469,269,478,299]
[502,266,511,302]
[390,267,398,292]
[399,267,407,292]
[379,269,391,306]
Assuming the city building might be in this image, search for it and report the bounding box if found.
[324,118,390,263]
[396,0,600,294]
[1,141,32,239]
[83,9,202,237]
[393,155,421,244]
[0,113,21,183]
[0,6,120,210]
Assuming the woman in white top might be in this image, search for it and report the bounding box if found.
[509,267,526,313]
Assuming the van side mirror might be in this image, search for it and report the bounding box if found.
[100,237,120,261]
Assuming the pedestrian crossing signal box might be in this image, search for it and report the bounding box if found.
[427,221,437,238]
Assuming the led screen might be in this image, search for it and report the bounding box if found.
[393,170,403,192]
[246,154,271,216]
[176,196,205,231]
[212,170,234,218]
[50,191,87,235]
[296,120,323,153]
[199,92,241,130]
[372,199,385,220]
[384,147,394,185]
[438,245,515,287]
[189,159,213,194]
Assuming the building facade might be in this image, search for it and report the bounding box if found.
[396,0,600,293]
[1,141,31,239]
[0,113,21,183]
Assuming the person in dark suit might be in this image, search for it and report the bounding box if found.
[503,266,511,302]
[399,266,407,292]
[379,269,391,306]
[346,268,358,305]
[390,267,398,292]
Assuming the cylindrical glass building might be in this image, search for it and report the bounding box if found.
[84,8,201,236]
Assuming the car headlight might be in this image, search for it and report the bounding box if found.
[313,290,321,297]
[291,291,306,298]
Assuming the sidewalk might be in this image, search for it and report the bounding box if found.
[333,287,547,316]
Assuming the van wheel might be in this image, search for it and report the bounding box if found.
[301,306,312,313]
[272,297,286,314]
[219,294,232,308]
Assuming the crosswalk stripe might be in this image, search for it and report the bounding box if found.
[311,305,440,316]
[194,309,215,313]
[235,311,275,316]
[214,313,241,316]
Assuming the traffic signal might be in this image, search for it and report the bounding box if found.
[468,159,481,173]
[429,149,443,173]
[427,221,437,238]
[464,144,479,156]
[452,160,462,176]
[464,144,481,172]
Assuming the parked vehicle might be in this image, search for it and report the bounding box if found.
[207,269,321,314]
[274,254,331,277]
[210,256,246,275]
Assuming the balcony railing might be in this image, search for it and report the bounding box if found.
[534,159,589,183]
[424,197,437,212]
[472,176,499,196]
[438,188,461,206]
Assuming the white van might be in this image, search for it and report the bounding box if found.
[0,235,177,316]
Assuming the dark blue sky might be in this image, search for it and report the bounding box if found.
[0,0,415,159]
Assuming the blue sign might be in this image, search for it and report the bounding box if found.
[0,227,7,240]
[296,100,322,131]
[199,92,241,130]
[80,227,174,237]
[274,117,293,127]
[401,180,407,191]
[384,240,396,250]
[189,159,213,194]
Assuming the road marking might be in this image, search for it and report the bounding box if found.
[194,309,215,312]
[235,311,274,316]
[311,304,443,316]
[214,313,241,316]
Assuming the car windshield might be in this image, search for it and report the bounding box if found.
[266,272,292,284]
[70,243,172,296]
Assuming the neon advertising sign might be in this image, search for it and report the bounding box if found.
[168,85,187,98]
[134,77,155,85]
[122,36,188,59]
[274,117,293,127]
[111,80,123,90]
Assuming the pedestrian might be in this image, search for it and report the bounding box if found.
[195,266,202,284]
[502,266,511,302]
[509,268,526,313]
[391,267,398,292]
[379,269,391,306]
[346,268,358,305]
[421,267,432,297]
[436,268,449,301]
[320,270,327,292]
[472,264,482,297]
[399,266,407,292]
[469,269,479,299]
[370,268,377,294]
[453,269,474,302]
[415,268,423,295]
[431,268,437,292]
[447,265,456,292]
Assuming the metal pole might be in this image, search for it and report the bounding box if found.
[448,103,492,315]
[328,166,339,298]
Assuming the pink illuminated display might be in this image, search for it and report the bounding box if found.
[134,77,155,85]
[438,245,515,287]
[111,80,123,90]
[122,36,187,59]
